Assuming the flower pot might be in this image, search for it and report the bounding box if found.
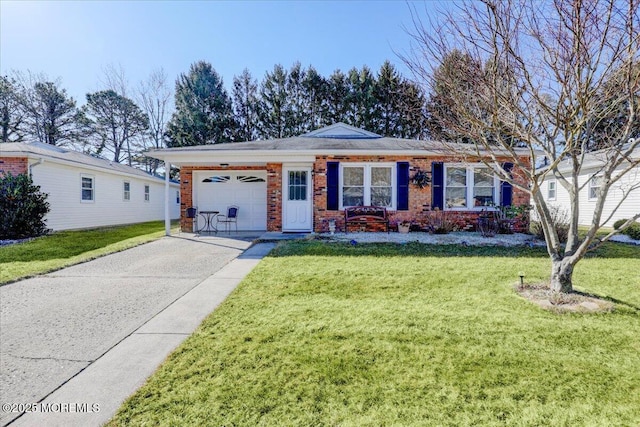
[398,224,411,233]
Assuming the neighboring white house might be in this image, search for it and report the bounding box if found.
[0,142,180,231]
[539,145,640,227]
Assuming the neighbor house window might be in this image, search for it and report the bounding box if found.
[589,175,601,200]
[444,165,498,209]
[81,175,94,202]
[144,184,150,202]
[548,180,556,200]
[123,181,130,201]
[340,164,394,208]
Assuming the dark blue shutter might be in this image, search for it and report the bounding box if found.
[327,161,339,210]
[397,162,409,210]
[431,162,444,210]
[500,162,514,207]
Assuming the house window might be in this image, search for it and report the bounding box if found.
[340,164,394,208]
[144,184,150,202]
[81,175,94,202]
[444,165,498,209]
[288,171,307,201]
[123,181,130,201]
[589,175,601,200]
[548,180,556,200]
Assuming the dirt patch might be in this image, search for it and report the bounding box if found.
[515,283,615,314]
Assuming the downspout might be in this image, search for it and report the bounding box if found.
[28,158,44,177]
[164,160,171,236]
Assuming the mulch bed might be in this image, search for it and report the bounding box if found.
[515,283,615,313]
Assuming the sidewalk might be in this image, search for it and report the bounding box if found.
[8,242,275,427]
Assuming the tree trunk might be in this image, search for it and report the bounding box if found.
[550,259,574,293]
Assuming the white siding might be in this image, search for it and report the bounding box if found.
[31,161,179,231]
[539,165,640,227]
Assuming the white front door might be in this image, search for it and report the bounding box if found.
[283,167,312,231]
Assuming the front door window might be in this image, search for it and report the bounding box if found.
[288,171,307,201]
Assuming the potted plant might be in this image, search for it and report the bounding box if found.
[398,221,411,233]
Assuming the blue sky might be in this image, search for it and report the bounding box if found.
[1,0,444,104]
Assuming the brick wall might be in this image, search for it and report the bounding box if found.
[177,155,531,233]
[312,155,530,233]
[0,157,28,177]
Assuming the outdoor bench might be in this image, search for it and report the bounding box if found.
[344,206,389,233]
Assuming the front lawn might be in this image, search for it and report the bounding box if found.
[110,240,640,426]
[0,221,176,285]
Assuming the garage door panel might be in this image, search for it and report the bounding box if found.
[195,172,267,231]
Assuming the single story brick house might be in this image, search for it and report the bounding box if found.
[147,123,531,233]
[0,142,180,231]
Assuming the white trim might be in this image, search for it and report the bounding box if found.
[339,162,396,210]
[443,163,500,210]
[80,174,95,203]
[123,180,131,201]
[588,175,601,201]
[282,166,313,231]
[547,179,556,201]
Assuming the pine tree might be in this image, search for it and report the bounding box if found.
[166,61,234,146]
[302,66,329,130]
[326,69,350,125]
[373,61,403,137]
[258,64,289,139]
[347,66,377,131]
[232,68,259,141]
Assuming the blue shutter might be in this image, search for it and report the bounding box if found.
[500,162,514,207]
[327,162,339,210]
[397,162,409,210]
[431,162,444,210]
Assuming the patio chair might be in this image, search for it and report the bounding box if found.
[216,205,239,233]
[186,206,198,233]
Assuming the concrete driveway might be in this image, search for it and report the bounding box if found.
[0,234,258,426]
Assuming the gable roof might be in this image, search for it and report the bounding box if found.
[302,122,381,139]
[146,123,531,166]
[0,142,171,183]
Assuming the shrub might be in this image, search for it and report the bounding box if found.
[613,219,627,230]
[622,222,640,240]
[0,172,50,239]
[530,205,570,243]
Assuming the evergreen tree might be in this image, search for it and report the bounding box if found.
[286,62,307,135]
[84,90,149,164]
[397,80,427,139]
[166,61,234,146]
[373,61,403,137]
[22,81,84,146]
[302,66,329,130]
[425,50,484,143]
[232,68,260,141]
[0,76,24,143]
[347,66,377,131]
[326,69,350,125]
[258,64,289,139]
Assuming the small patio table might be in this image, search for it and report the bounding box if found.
[198,210,220,233]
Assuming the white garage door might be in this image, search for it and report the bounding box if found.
[195,171,267,231]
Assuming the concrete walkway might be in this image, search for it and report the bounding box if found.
[1,235,276,427]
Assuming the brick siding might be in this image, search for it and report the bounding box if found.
[0,157,28,177]
[177,155,531,233]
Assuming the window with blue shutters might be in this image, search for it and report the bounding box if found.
[441,163,501,209]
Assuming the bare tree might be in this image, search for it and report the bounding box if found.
[403,0,639,293]
[137,68,172,174]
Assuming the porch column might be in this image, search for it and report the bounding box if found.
[164,161,171,236]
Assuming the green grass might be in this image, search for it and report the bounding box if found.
[109,240,640,426]
[0,221,176,285]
